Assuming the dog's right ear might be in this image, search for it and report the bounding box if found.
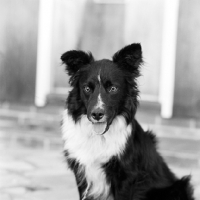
[112,43,143,77]
[61,50,94,76]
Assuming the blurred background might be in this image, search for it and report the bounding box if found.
[0,0,200,200]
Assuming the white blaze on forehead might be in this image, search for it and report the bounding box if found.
[96,70,104,109]
[98,74,101,82]
[95,94,104,109]
[97,69,101,83]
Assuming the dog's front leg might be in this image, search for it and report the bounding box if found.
[108,178,135,200]
[73,174,89,200]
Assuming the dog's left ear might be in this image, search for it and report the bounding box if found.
[112,43,143,76]
[61,50,94,76]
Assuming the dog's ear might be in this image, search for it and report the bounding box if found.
[61,50,94,76]
[112,43,143,76]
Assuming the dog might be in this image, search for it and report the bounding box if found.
[61,44,194,200]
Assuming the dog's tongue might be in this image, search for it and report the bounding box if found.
[92,122,107,135]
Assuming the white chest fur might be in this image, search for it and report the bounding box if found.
[62,110,132,199]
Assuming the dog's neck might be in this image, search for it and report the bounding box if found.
[62,110,132,163]
[62,109,132,199]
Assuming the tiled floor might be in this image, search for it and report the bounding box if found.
[0,105,199,200]
[1,145,199,200]
[0,147,78,200]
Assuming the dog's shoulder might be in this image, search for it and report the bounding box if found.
[130,120,158,156]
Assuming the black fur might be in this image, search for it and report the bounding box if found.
[61,44,195,200]
[113,43,142,76]
[61,50,94,77]
[103,121,193,200]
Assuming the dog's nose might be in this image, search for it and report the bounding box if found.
[91,109,105,121]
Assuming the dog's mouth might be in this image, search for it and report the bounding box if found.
[90,113,115,135]
[92,122,108,135]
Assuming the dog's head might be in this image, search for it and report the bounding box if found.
[61,44,143,135]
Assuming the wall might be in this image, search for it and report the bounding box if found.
[174,0,200,118]
[52,0,165,102]
[124,0,164,99]
[0,0,39,104]
[51,0,87,90]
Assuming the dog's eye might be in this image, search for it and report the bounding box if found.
[84,86,91,93]
[108,86,118,93]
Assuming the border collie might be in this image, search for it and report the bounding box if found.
[61,44,194,200]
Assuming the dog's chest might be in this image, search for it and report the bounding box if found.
[62,110,131,199]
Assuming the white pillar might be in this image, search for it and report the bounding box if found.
[159,0,180,118]
[35,0,54,107]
